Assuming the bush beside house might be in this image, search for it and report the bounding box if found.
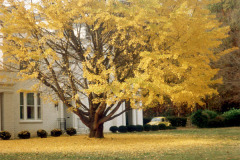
[0,131,11,140]
[109,126,118,133]
[18,131,31,139]
[51,129,63,137]
[37,129,48,138]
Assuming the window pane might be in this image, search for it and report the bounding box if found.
[37,93,41,105]
[27,106,34,119]
[20,106,24,119]
[38,106,41,119]
[27,93,34,105]
[20,92,23,105]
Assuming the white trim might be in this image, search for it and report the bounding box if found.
[20,92,42,121]
[19,120,43,123]
[34,93,37,120]
[23,92,27,120]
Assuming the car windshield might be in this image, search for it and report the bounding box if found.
[151,118,161,122]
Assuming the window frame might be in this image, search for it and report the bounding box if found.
[20,92,42,122]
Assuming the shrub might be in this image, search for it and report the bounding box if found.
[51,129,62,137]
[135,125,144,132]
[202,110,218,119]
[0,131,11,140]
[109,126,118,133]
[66,128,77,136]
[143,117,152,125]
[143,125,152,131]
[18,130,31,139]
[158,124,166,130]
[127,125,136,132]
[151,125,159,131]
[207,116,225,128]
[191,110,209,128]
[37,129,48,138]
[118,126,127,133]
[222,109,240,126]
[166,126,177,130]
[167,117,187,127]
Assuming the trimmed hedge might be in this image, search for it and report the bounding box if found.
[167,117,187,127]
[118,126,127,133]
[51,129,62,137]
[109,126,118,133]
[158,124,166,130]
[37,129,48,138]
[0,131,11,140]
[151,125,159,131]
[135,125,144,132]
[18,130,31,139]
[144,125,152,131]
[127,125,136,132]
[66,128,77,136]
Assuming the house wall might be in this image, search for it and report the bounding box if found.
[2,92,15,138]
[0,79,143,138]
[0,80,59,138]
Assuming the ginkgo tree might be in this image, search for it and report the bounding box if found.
[0,0,233,138]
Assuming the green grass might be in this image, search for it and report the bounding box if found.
[0,127,239,160]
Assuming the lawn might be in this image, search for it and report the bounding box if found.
[0,127,239,160]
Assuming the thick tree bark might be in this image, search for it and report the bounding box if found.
[89,123,104,138]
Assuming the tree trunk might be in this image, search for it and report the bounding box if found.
[89,123,104,138]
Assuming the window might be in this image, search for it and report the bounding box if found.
[20,92,41,120]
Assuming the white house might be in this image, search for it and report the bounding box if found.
[0,76,143,139]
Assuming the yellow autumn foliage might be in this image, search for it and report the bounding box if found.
[0,0,235,137]
[0,0,231,106]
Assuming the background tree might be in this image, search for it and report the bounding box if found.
[0,0,232,138]
[207,0,240,112]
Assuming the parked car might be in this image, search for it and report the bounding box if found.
[147,117,171,126]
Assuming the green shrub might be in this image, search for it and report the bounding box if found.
[143,125,152,131]
[191,110,209,128]
[207,116,225,128]
[66,128,77,136]
[151,125,159,131]
[51,129,62,137]
[0,131,11,140]
[37,129,47,138]
[222,109,240,126]
[135,125,143,132]
[202,110,218,119]
[158,124,166,130]
[109,126,118,133]
[18,130,31,139]
[191,110,219,128]
[143,117,152,125]
[127,125,136,132]
[118,126,127,133]
[167,117,187,127]
[166,126,177,130]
